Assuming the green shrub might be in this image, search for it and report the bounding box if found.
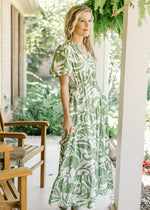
[108,115,118,139]
[146,101,150,122]
[11,72,120,137]
[10,72,63,136]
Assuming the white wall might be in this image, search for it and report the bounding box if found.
[1,0,11,121]
[94,35,109,99]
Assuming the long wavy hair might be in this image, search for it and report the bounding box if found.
[65,5,96,61]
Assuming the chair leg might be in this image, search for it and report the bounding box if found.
[20,176,27,210]
[18,177,21,193]
[18,164,23,192]
[18,160,24,192]
[41,126,46,187]
[40,160,45,187]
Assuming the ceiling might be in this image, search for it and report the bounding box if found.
[11,0,40,17]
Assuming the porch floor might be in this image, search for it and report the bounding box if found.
[25,136,115,210]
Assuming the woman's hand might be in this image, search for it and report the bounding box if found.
[62,118,73,135]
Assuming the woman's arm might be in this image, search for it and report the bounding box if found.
[59,75,72,135]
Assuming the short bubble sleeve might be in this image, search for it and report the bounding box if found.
[49,43,73,77]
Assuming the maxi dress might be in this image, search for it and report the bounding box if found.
[49,40,113,209]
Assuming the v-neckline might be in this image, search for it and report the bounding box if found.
[68,40,90,59]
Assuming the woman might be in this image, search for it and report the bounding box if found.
[49,5,113,210]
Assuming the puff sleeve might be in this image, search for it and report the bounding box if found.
[49,44,73,77]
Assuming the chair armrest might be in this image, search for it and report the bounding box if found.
[5,121,49,127]
[0,144,14,152]
[0,167,32,180]
[0,132,27,147]
[0,132,27,139]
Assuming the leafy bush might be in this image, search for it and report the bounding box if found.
[10,72,63,136]
[108,31,121,113]
[10,71,120,137]
[26,0,85,73]
[147,72,150,100]
[146,101,150,123]
[108,108,118,139]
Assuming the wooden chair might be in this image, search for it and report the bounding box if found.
[0,109,49,187]
[0,144,32,210]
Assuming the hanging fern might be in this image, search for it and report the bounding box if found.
[95,0,107,13]
[84,0,150,41]
[84,0,124,41]
[113,0,120,12]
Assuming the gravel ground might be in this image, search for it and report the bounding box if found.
[140,175,150,210]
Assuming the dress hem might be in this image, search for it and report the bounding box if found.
[48,188,114,209]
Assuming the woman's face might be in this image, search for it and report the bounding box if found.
[73,11,92,38]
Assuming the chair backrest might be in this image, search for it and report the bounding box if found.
[0,109,5,132]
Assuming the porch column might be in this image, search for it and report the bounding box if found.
[94,35,109,98]
[19,15,26,97]
[115,1,150,210]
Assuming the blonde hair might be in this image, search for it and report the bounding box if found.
[65,5,96,61]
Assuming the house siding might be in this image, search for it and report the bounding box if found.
[0,0,25,121]
[1,0,11,121]
[0,0,39,122]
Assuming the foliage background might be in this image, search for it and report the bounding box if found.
[11,0,85,136]
[26,0,84,73]
[84,0,124,41]
[10,0,150,138]
[11,72,63,135]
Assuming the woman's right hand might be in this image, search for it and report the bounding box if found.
[62,118,73,135]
